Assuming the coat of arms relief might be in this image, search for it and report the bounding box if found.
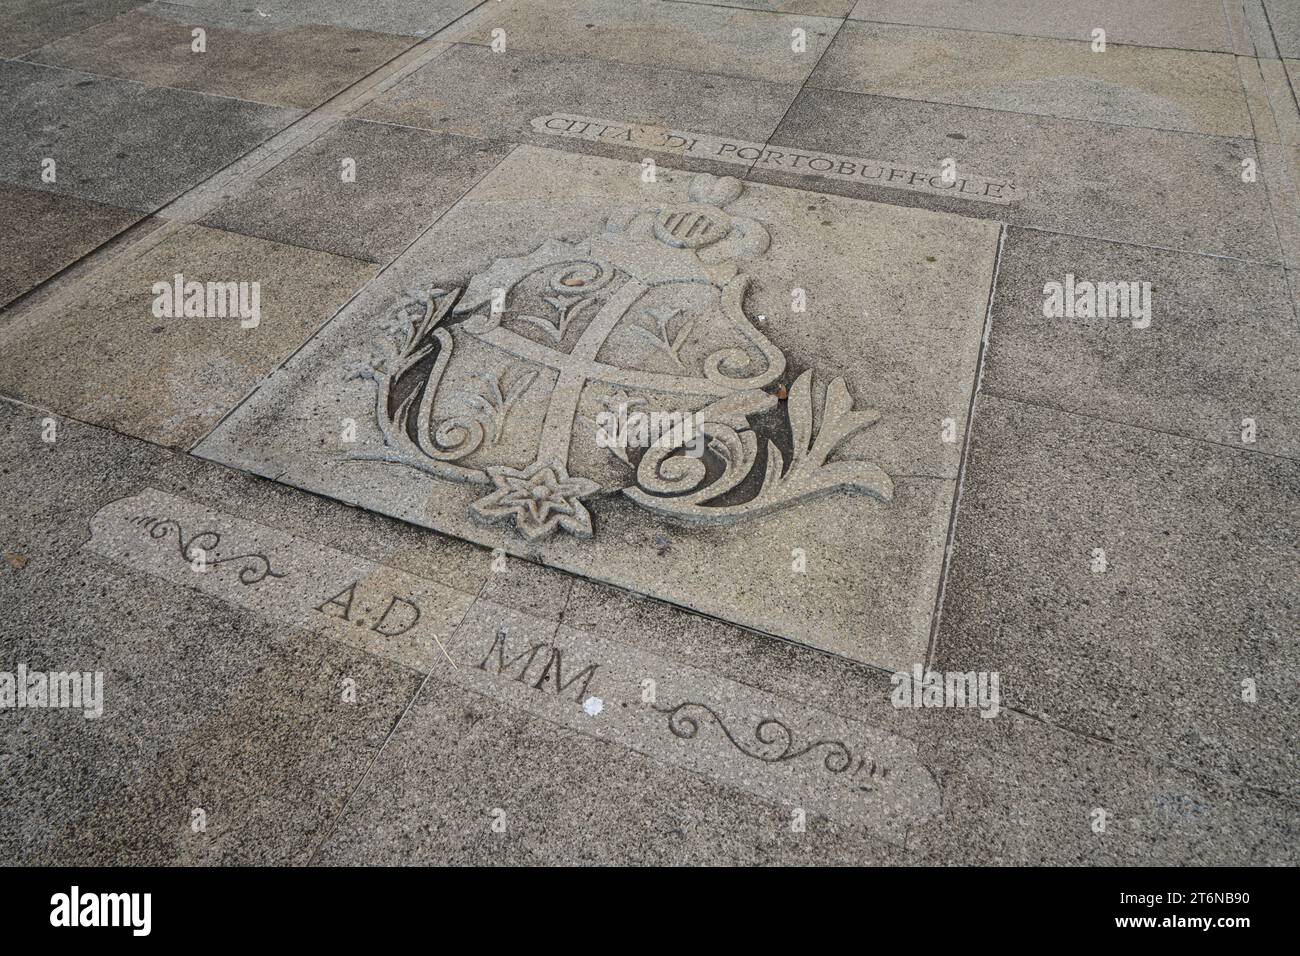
[348,173,894,542]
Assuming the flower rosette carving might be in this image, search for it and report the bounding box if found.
[469,460,600,541]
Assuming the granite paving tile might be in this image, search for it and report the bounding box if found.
[27,1,415,110]
[933,396,1300,798]
[0,59,301,212]
[0,0,144,58]
[355,43,802,175]
[759,87,1279,262]
[0,184,142,308]
[981,227,1300,457]
[162,0,482,38]
[199,120,512,263]
[0,223,376,447]
[444,0,839,85]
[846,0,1235,53]
[810,21,1253,138]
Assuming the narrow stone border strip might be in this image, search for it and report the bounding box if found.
[83,487,941,841]
[531,112,1024,205]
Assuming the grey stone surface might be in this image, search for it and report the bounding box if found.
[83,487,479,673]
[5,400,1297,866]
[1240,54,1300,146]
[0,0,143,57]
[195,146,999,668]
[315,586,1300,865]
[810,21,1253,137]
[0,222,376,447]
[847,0,1235,53]
[0,184,142,308]
[445,0,839,84]
[934,396,1300,798]
[0,60,301,212]
[5,0,1297,868]
[355,43,802,175]
[1261,141,1300,270]
[982,227,1300,457]
[475,556,575,622]
[1265,0,1300,58]
[163,0,481,38]
[27,2,415,110]
[672,0,852,15]
[759,87,1279,262]
[199,120,511,262]
[0,402,425,864]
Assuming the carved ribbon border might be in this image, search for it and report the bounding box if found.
[128,515,287,586]
[653,699,853,774]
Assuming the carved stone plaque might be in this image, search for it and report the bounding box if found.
[197,146,999,668]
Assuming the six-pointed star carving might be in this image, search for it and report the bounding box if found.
[470,460,601,541]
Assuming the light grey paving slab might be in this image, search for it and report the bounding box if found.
[444,0,839,84]
[1262,142,1300,270]
[982,227,1300,458]
[759,87,1279,262]
[0,404,425,865]
[847,0,1235,53]
[355,43,802,176]
[0,223,376,447]
[195,145,1000,668]
[162,0,481,37]
[1238,54,1300,146]
[810,21,1253,137]
[672,0,853,13]
[0,0,143,57]
[0,60,301,212]
[935,396,1300,799]
[1265,0,1300,58]
[0,184,142,308]
[199,121,512,263]
[27,2,415,110]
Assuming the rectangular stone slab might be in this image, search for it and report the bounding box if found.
[195,146,999,668]
[847,0,1235,53]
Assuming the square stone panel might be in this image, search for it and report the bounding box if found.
[0,223,376,447]
[195,146,999,668]
[27,2,414,110]
[810,21,1253,138]
[848,0,1234,53]
[444,0,839,85]
[0,185,142,308]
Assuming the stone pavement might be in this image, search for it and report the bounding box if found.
[0,0,1296,865]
